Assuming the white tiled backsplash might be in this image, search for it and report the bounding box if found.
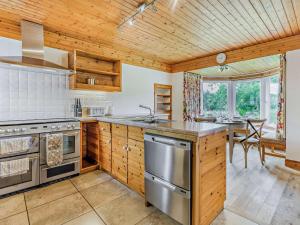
[0,65,71,121]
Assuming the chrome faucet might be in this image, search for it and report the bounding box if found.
[139,105,154,117]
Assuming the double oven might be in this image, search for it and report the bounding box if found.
[0,119,80,196]
[39,127,80,184]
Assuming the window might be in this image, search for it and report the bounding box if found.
[234,80,261,118]
[267,75,279,126]
[202,82,228,116]
[201,76,280,127]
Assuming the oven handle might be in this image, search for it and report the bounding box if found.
[63,131,80,137]
[41,159,79,170]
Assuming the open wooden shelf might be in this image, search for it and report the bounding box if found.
[80,121,100,174]
[154,83,172,120]
[69,50,122,92]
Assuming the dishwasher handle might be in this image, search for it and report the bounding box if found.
[145,172,191,199]
[144,134,191,150]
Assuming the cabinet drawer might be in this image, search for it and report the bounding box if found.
[128,126,144,142]
[112,124,128,138]
[99,122,111,133]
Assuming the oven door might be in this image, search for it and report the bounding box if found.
[40,158,80,184]
[0,134,39,159]
[40,130,80,165]
[0,153,39,196]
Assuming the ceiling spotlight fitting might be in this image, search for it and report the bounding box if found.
[138,3,147,12]
[128,18,135,26]
[118,0,159,29]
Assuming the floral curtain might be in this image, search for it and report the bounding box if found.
[183,72,202,121]
[276,54,286,139]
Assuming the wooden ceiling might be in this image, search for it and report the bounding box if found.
[192,54,280,78]
[0,0,299,71]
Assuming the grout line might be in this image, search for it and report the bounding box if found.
[23,193,31,225]
[69,178,108,225]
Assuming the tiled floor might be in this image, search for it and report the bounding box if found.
[0,145,299,225]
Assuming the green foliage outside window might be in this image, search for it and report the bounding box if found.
[203,83,228,115]
[235,81,260,117]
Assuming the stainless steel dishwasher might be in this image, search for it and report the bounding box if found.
[144,134,192,225]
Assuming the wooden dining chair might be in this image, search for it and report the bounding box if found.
[233,119,266,168]
[194,116,217,123]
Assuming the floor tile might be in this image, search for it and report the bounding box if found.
[81,179,128,208]
[211,210,259,225]
[25,180,78,209]
[0,193,26,220]
[136,210,181,225]
[71,170,112,191]
[0,212,29,225]
[95,192,155,225]
[63,211,105,225]
[28,193,92,225]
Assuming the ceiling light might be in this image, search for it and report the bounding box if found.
[138,3,147,12]
[118,0,159,29]
[128,18,135,26]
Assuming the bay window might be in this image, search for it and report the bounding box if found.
[201,74,279,127]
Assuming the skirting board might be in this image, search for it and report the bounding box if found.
[285,159,300,171]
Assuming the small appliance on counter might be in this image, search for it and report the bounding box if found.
[82,106,105,117]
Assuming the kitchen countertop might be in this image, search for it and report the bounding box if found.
[79,116,227,138]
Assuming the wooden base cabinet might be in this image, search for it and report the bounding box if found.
[99,122,112,173]
[112,124,128,184]
[128,138,145,195]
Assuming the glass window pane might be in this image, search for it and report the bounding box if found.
[203,82,228,116]
[269,75,279,125]
[235,80,261,118]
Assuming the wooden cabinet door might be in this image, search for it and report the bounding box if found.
[112,135,128,184]
[99,122,112,173]
[127,138,145,195]
[99,133,112,173]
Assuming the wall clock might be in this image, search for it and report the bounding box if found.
[216,53,227,64]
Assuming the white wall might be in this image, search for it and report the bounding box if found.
[286,49,300,162]
[171,72,184,121]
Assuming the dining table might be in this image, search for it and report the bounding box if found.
[216,120,246,163]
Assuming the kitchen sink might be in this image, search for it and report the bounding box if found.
[129,118,170,124]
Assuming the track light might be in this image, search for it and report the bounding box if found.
[118,0,159,29]
[128,18,135,26]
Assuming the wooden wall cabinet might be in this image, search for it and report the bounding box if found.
[69,50,122,92]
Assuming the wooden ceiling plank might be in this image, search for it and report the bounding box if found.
[270,0,294,35]
[117,0,217,54]
[282,0,300,34]
[210,0,259,42]
[155,1,231,50]
[259,0,287,38]
[291,0,300,32]
[200,0,255,43]
[171,34,300,72]
[223,0,268,42]
[181,0,242,48]
[248,0,281,39]
[187,0,249,46]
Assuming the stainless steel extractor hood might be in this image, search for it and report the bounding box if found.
[0,20,70,73]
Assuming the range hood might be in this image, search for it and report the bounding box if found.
[0,20,70,73]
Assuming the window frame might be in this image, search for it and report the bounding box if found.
[201,74,280,128]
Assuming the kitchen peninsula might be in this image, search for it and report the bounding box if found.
[80,117,227,225]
